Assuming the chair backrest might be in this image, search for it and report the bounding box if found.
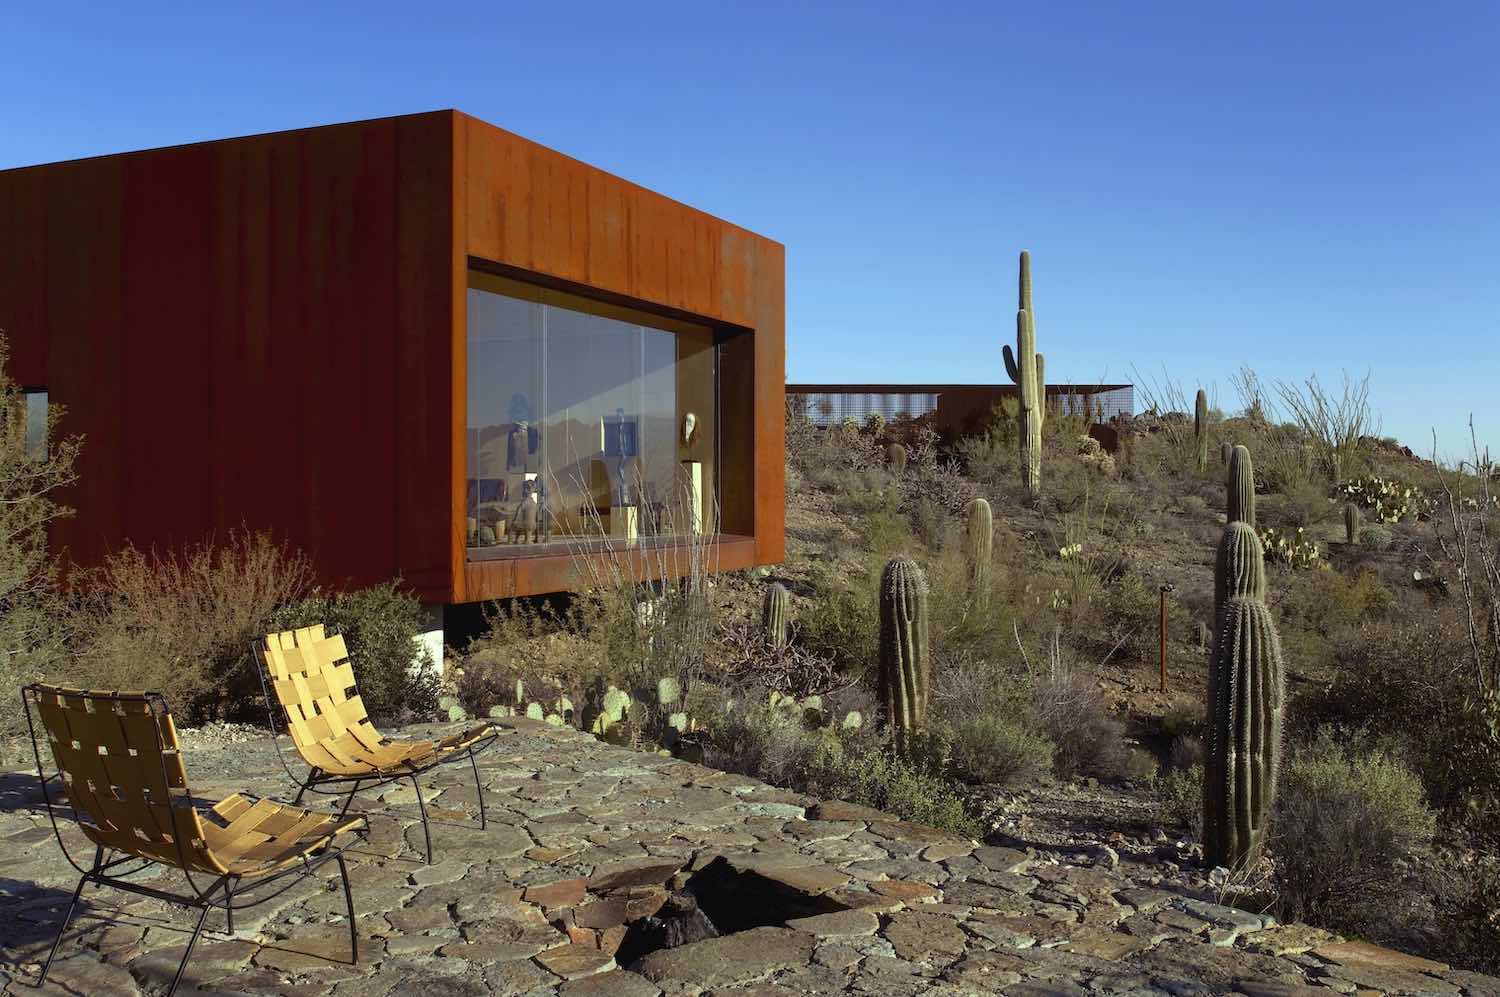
[258,626,385,770]
[24,685,221,873]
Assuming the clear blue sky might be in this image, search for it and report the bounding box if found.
[4,2,1496,458]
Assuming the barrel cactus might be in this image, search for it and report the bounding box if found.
[762,582,790,649]
[887,443,907,477]
[878,556,930,746]
[1204,518,1284,871]
[1003,251,1045,498]
[1343,501,1360,544]
[1195,389,1210,472]
[1227,444,1255,528]
[963,497,993,603]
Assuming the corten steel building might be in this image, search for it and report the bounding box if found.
[787,383,1134,440]
[0,110,786,628]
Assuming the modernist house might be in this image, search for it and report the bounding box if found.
[0,110,786,618]
[787,383,1134,441]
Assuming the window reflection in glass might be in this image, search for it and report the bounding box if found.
[465,272,716,553]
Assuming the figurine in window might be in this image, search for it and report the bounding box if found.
[512,479,540,543]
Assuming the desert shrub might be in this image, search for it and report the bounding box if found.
[74,531,314,724]
[1359,524,1394,549]
[957,402,1019,487]
[0,334,81,741]
[702,702,979,836]
[942,712,1054,787]
[798,564,880,681]
[1030,655,1132,781]
[1272,731,1437,931]
[272,581,439,722]
[1156,763,1203,837]
[1438,855,1500,973]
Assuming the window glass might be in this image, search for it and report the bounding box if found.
[465,272,716,553]
[23,391,46,460]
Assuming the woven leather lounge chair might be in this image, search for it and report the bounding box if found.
[21,684,367,996]
[255,626,499,863]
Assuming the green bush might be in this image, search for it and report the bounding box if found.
[1272,731,1437,930]
[1156,763,1204,836]
[272,582,439,722]
[942,712,1054,787]
[702,702,979,837]
[1439,856,1500,974]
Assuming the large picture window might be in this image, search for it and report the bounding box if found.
[466,271,717,555]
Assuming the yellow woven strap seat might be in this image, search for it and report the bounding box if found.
[259,625,496,778]
[256,625,501,864]
[29,686,362,879]
[23,683,369,997]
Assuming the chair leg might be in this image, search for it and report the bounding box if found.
[410,773,433,864]
[337,854,358,963]
[37,871,90,985]
[224,878,235,934]
[167,902,213,997]
[336,779,362,821]
[468,748,488,829]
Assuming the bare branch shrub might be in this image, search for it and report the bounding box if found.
[1273,370,1377,483]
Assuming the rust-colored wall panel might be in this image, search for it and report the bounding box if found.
[1,109,781,605]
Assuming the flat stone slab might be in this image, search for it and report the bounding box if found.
[630,925,816,986]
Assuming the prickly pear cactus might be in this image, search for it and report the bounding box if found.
[887,443,907,477]
[1195,389,1210,472]
[1003,251,1045,498]
[963,497,993,603]
[1344,501,1361,544]
[879,556,930,746]
[762,582,790,649]
[1227,445,1256,528]
[656,676,681,708]
[1204,520,1284,871]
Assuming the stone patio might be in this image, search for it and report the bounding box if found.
[1,717,1495,996]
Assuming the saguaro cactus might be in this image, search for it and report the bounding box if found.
[964,497,993,603]
[1344,502,1361,545]
[1227,444,1255,528]
[1204,514,1284,871]
[762,582,790,649]
[1195,389,1210,472]
[878,556,930,745]
[887,443,907,477]
[1003,251,1045,498]
[1221,441,1233,465]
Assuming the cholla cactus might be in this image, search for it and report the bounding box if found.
[1195,389,1210,472]
[762,582,790,649]
[878,556,930,746]
[1003,251,1045,498]
[1343,502,1361,544]
[963,498,993,603]
[887,443,907,477]
[1204,521,1284,871]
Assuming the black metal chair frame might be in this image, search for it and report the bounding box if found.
[21,685,369,997]
[252,634,501,864]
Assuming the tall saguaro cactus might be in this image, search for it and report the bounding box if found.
[762,582,790,649]
[1227,444,1256,528]
[963,497,993,604]
[1204,451,1285,871]
[1195,389,1210,472]
[1003,252,1045,498]
[879,556,930,746]
[1343,502,1361,545]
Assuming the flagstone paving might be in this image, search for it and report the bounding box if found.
[1,717,1495,996]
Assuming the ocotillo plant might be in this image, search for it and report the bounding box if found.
[1003,251,1045,498]
[1227,444,1255,528]
[762,582,790,649]
[887,443,907,477]
[1344,501,1361,544]
[1195,389,1210,472]
[878,556,930,747]
[963,497,993,604]
[1203,520,1284,871]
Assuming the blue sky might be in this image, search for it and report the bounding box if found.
[4,2,1496,457]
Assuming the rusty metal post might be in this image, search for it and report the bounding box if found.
[1158,584,1174,693]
